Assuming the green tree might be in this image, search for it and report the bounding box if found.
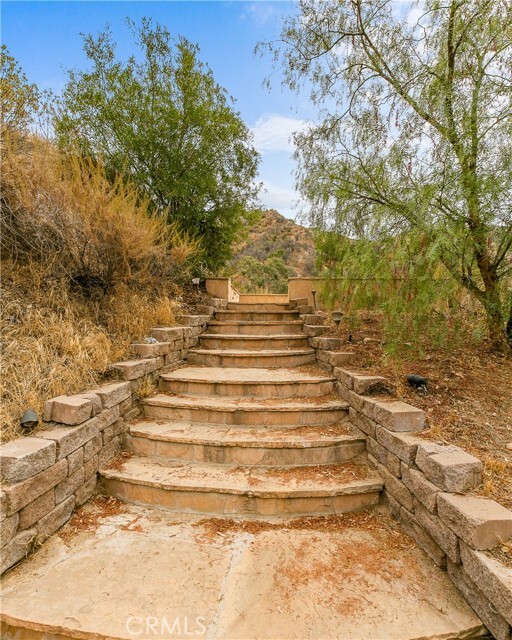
[1,45,40,132]
[264,0,512,351]
[56,19,260,270]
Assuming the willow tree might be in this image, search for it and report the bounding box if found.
[264,0,512,351]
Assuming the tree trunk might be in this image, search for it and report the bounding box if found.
[481,287,510,353]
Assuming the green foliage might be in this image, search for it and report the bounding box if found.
[55,18,260,271]
[316,230,483,355]
[228,253,294,294]
[265,0,512,350]
[1,45,40,132]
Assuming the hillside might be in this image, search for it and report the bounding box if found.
[236,210,316,276]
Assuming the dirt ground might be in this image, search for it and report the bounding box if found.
[328,312,512,509]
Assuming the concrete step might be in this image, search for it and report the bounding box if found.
[187,348,316,368]
[159,366,335,398]
[198,334,309,350]
[227,303,291,311]
[127,422,366,466]
[206,320,304,335]
[142,394,348,425]
[100,456,383,517]
[215,310,300,322]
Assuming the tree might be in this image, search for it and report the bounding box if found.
[263,0,512,351]
[56,19,260,271]
[1,45,40,132]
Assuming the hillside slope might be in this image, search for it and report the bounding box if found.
[233,209,317,277]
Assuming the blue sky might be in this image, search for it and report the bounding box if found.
[2,0,317,219]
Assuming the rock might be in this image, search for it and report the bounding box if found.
[437,493,512,550]
[373,401,425,432]
[416,443,483,492]
[43,395,94,425]
[0,438,56,484]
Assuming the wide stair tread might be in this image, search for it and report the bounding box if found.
[129,421,361,448]
[188,348,315,355]
[160,366,335,385]
[143,393,346,412]
[101,455,382,498]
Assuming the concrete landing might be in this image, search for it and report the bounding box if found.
[0,500,487,640]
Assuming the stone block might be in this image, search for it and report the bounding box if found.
[43,395,93,425]
[181,327,193,338]
[447,559,511,640]
[400,506,447,568]
[83,454,99,480]
[375,426,423,465]
[38,408,117,459]
[353,375,391,396]
[18,489,55,530]
[102,418,126,445]
[333,368,355,389]
[55,467,84,504]
[384,492,402,519]
[0,438,56,484]
[177,315,200,327]
[349,408,377,438]
[150,327,184,342]
[4,459,68,515]
[416,443,482,492]
[90,382,131,409]
[303,314,323,326]
[298,305,314,315]
[75,475,97,507]
[460,542,512,624]
[1,513,19,547]
[438,493,512,550]
[130,342,172,358]
[144,357,164,373]
[401,465,439,513]
[67,447,84,475]
[415,501,460,563]
[98,437,122,467]
[83,433,102,461]
[311,337,343,349]
[304,325,328,337]
[373,401,425,432]
[78,393,102,416]
[325,352,353,366]
[1,528,36,575]
[370,457,414,511]
[37,496,75,544]
[349,393,380,420]
[124,407,141,422]
[111,359,147,381]
[165,351,182,366]
[0,491,7,522]
[118,396,134,416]
[367,437,401,478]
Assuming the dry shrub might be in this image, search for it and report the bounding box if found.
[1,133,199,441]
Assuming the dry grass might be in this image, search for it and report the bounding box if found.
[0,132,199,441]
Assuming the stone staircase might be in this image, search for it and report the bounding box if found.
[99,301,384,519]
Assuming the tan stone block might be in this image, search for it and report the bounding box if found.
[165,351,182,366]
[415,501,460,563]
[371,457,414,511]
[303,314,323,325]
[311,337,343,349]
[333,368,355,389]
[123,407,141,422]
[4,459,67,515]
[43,395,93,425]
[75,475,97,507]
[78,392,102,416]
[83,433,102,461]
[37,496,74,543]
[102,418,126,445]
[177,314,201,327]
[438,493,512,550]
[38,409,116,459]
[373,401,425,432]
[144,357,164,373]
[83,454,99,480]
[1,528,36,574]
[118,395,133,416]
[326,352,354,366]
[150,327,184,341]
[1,513,19,547]
[416,443,482,492]
[0,438,56,484]
[89,382,131,409]
[401,465,439,513]
[447,559,511,640]
[67,447,84,475]
[55,467,84,504]
[375,427,423,465]
[98,437,121,467]
[384,492,402,519]
[460,542,512,623]
[353,375,390,396]
[304,325,328,337]
[18,489,55,530]
[349,408,377,438]
[400,506,447,568]
[111,359,147,380]
[131,342,172,358]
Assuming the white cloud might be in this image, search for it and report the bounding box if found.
[251,113,310,154]
[259,180,301,217]
[241,2,278,25]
